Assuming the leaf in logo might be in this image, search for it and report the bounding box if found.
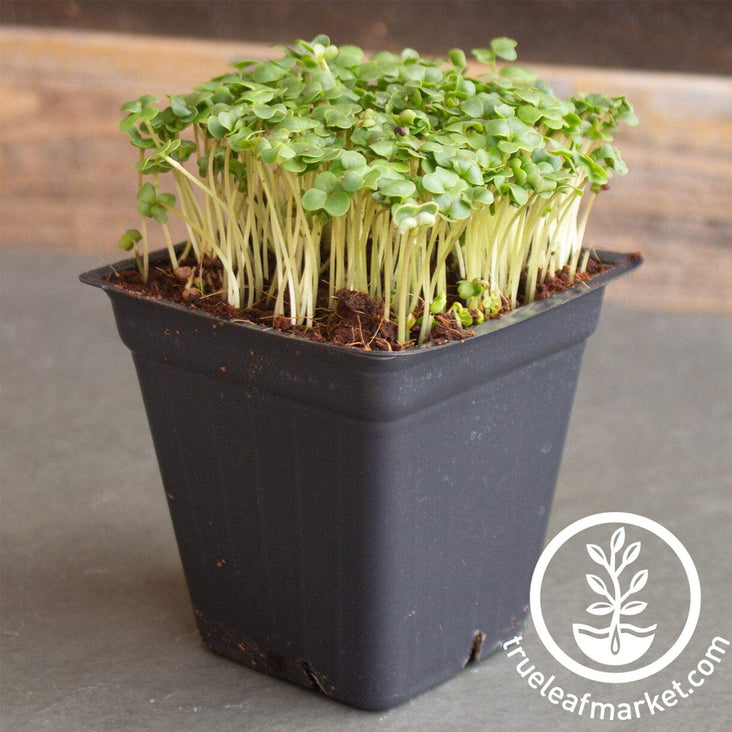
[628,569,648,595]
[622,541,641,567]
[620,600,648,616]
[586,543,608,567]
[610,526,625,554]
[586,601,614,616]
[586,573,611,598]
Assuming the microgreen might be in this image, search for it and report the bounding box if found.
[118,36,636,344]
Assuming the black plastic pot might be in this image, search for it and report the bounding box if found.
[81,250,641,710]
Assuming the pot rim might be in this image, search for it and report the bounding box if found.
[80,247,642,360]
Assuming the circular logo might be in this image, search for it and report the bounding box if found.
[530,512,700,683]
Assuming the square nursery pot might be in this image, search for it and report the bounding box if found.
[81,249,641,710]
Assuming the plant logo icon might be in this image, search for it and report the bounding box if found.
[572,526,657,665]
[530,512,701,683]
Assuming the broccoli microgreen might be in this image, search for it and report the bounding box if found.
[118,36,636,344]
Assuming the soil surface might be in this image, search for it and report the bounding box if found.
[108,253,621,350]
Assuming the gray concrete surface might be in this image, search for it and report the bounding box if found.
[1,247,730,731]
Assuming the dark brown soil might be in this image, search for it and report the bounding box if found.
[533,256,608,300]
[108,252,620,350]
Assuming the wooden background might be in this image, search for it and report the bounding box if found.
[3,1,731,75]
[1,25,731,312]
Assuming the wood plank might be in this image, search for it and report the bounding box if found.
[4,0,731,75]
[1,27,730,312]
